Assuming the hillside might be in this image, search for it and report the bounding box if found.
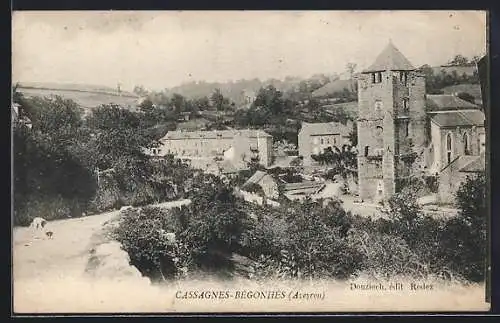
[16,82,140,112]
[312,79,357,98]
[16,82,137,97]
[441,83,482,100]
[431,65,477,77]
[161,74,336,105]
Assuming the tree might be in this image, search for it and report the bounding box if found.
[448,55,469,66]
[85,105,153,171]
[13,96,97,224]
[438,174,487,282]
[210,88,225,111]
[170,93,187,114]
[133,85,149,97]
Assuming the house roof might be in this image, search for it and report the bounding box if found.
[242,170,269,188]
[300,121,352,136]
[426,94,479,111]
[430,110,485,128]
[459,154,485,173]
[161,129,272,140]
[363,41,415,73]
[283,181,325,192]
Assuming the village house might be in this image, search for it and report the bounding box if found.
[146,129,273,172]
[298,121,354,166]
[241,170,279,200]
[355,40,485,205]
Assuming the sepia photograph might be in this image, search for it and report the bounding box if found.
[11,10,489,313]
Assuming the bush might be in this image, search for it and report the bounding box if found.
[115,176,251,282]
[347,229,429,279]
[244,199,363,280]
[14,195,81,226]
[114,206,190,281]
[424,175,439,193]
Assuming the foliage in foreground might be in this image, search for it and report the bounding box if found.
[114,174,487,284]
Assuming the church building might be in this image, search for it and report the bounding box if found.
[356,41,485,204]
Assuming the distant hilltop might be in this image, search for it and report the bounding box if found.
[15,82,138,98]
[14,82,141,111]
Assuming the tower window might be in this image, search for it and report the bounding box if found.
[399,71,408,86]
[364,146,370,157]
[463,132,470,155]
[403,98,409,113]
[372,72,382,84]
[320,138,324,145]
[404,121,409,137]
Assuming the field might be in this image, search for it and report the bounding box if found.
[17,83,140,111]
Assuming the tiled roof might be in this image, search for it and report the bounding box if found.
[300,121,352,136]
[426,94,479,111]
[283,181,325,192]
[242,170,268,188]
[459,154,485,173]
[430,110,485,128]
[363,41,415,73]
[161,129,272,140]
[440,155,483,173]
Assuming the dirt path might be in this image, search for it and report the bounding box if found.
[13,200,193,313]
[13,210,119,282]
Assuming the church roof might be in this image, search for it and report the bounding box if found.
[426,94,479,111]
[430,110,485,128]
[363,41,415,73]
[459,153,485,173]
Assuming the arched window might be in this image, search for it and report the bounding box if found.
[463,132,470,155]
[364,146,370,157]
[446,133,453,164]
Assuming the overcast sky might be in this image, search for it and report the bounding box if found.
[12,11,487,92]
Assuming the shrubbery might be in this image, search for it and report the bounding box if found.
[114,173,487,284]
[115,176,252,281]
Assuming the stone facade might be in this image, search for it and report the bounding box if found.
[357,69,426,203]
[298,121,354,166]
[428,113,485,175]
[148,129,273,169]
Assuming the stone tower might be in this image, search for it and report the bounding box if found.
[357,41,427,203]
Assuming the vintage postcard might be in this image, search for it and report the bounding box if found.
[11,10,490,314]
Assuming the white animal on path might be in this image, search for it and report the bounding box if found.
[30,217,47,230]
